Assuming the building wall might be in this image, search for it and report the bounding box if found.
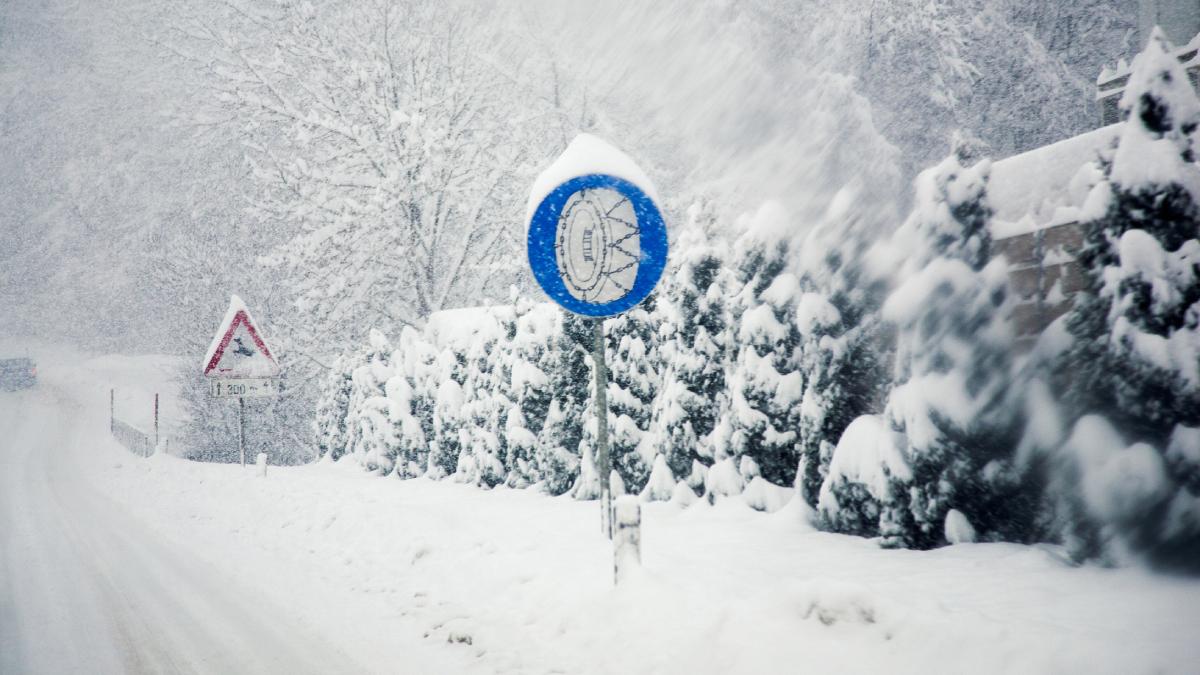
[993,222,1087,347]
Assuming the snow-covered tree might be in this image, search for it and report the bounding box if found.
[536,310,591,496]
[1055,29,1200,569]
[313,353,358,461]
[649,201,731,491]
[505,299,556,488]
[175,1,539,352]
[794,186,892,507]
[345,330,396,470]
[821,155,1027,548]
[428,346,467,479]
[881,155,1027,548]
[394,326,439,477]
[384,371,427,479]
[721,202,804,489]
[457,311,508,488]
[604,297,660,494]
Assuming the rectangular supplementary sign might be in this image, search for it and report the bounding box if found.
[209,378,278,398]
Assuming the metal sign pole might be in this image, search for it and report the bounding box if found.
[239,396,246,468]
[593,319,612,539]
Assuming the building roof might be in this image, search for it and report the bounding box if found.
[989,123,1121,238]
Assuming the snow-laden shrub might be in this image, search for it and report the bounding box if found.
[458,308,509,488]
[395,326,439,477]
[818,415,910,538]
[640,453,677,502]
[571,444,602,500]
[743,476,794,513]
[944,509,977,544]
[383,374,427,479]
[704,457,745,500]
[428,376,464,480]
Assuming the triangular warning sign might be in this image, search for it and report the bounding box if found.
[202,295,280,378]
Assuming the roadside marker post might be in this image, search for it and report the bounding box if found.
[526,135,666,581]
[614,496,642,584]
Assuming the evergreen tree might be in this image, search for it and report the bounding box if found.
[396,326,439,477]
[345,329,395,469]
[794,188,891,507]
[427,346,467,479]
[871,154,1026,549]
[650,201,731,490]
[535,310,592,495]
[722,203,804,488]
[313,352,357,461]
[1057,28,1200,568]
[457,324,504,486]
[604,297,660,494]
[505,299,556,487]
[384,371,427,479]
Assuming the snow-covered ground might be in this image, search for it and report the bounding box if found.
[3,351,1199,674]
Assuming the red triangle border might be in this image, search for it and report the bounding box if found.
[203,310,276,376]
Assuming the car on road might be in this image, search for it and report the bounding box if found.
[0,358,37,390]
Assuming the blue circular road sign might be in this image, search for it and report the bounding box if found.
[527,174,667,317]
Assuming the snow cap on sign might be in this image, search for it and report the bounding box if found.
[202,294,280,377]
[525,133,661,228]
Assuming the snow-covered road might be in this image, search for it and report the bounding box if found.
[3,352,1200,675]
[0,380,367,674]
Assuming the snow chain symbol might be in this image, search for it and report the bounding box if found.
[554,188,641,304]
[527,174,667,318]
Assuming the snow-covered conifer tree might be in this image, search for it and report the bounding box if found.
[536,310,591,495]
[384,370,427,479]
[1056,29,1200,569]
[867,155,1024,548]
[428,347,467,479]
[506,300,556,487]
[794,186,891,507]
[345,330,396,470]
[395,327,439,477]
[649,201,730,491]
[722,203,804,489]
[457,312,507,487]
[313,352,358,461]
[604,297,660,494]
